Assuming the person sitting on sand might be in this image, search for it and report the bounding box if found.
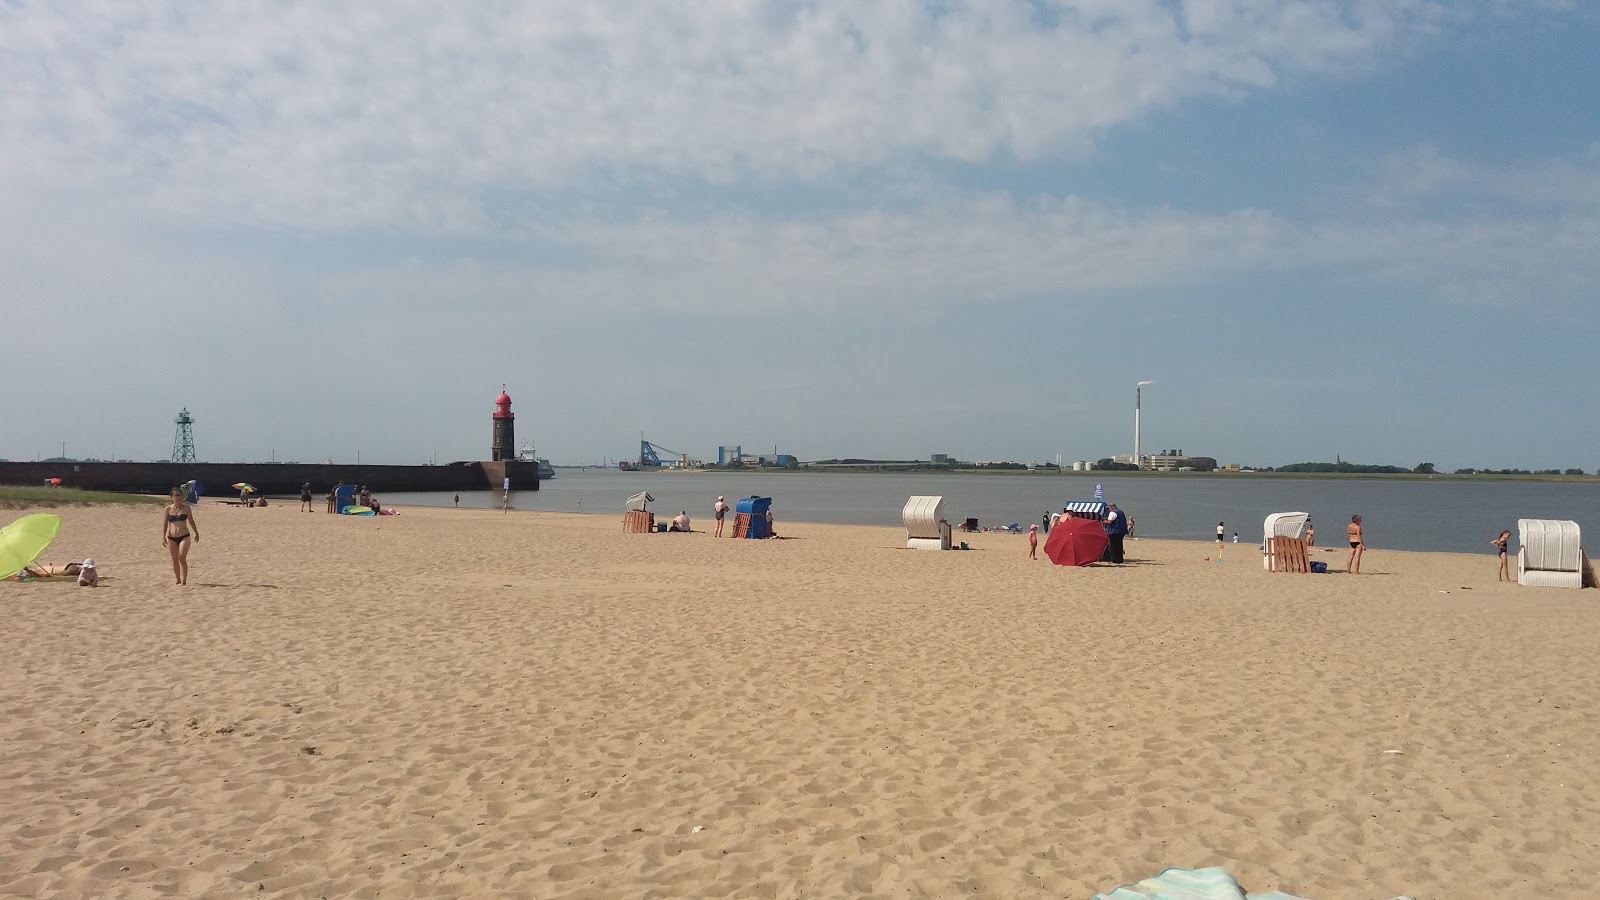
[77,558,99,587]
[669,510,692,532]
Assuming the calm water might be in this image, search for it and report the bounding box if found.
[378,470,1600,554]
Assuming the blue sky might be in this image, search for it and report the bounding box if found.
[3,1,1597,470]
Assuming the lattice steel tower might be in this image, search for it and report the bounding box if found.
[171,408,197,463]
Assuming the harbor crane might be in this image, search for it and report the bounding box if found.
[638,436,701,469]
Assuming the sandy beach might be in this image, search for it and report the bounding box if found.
[2,502,1596,899]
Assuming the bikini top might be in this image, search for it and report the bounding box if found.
[168,513,188,522]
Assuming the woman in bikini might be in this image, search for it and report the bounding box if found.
[162,486,200,585]
[1492,529,1512,582]
[1346,514,1364,574]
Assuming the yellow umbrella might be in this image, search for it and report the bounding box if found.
[1,513,62,576]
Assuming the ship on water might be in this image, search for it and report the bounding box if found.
[516,444,556,480]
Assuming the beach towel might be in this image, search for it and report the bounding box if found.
[1095,867,1412,900]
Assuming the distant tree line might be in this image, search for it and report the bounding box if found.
[1452,467,1586,476]
[1263,461,1588,476]
[1276,461,1411,474]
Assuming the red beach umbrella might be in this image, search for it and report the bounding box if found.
[1044,516,1109,567]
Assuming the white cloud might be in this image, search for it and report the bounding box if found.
[1,0,1459,232]
[1377,146,1600,212]
[258,181,1599,317]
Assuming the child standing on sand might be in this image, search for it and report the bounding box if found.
[1029,524,1039,559]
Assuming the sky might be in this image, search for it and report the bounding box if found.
[3,1,1597,471]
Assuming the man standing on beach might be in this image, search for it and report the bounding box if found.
[1041,512,1050,534]
[714,496,729,537]
[1104,502,1129,563]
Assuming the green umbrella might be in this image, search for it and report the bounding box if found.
[1,513,62,577]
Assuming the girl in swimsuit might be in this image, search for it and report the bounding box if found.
[1346,515,1364,574]
[1492,529,1512,582]
[162,486,200,585]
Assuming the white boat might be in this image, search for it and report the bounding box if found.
[516,444,556,479]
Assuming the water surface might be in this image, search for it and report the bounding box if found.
[378,470,1600,554]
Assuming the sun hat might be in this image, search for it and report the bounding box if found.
[1029,524,1038,530]
[717,496,724,500]
[83,558,96,568]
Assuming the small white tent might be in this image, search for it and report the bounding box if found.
[903,496,951,550]
[1517,519,1584,588]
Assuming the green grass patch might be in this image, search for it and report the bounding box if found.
[0,486,165,510]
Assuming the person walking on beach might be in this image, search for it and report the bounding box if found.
[1216,521,1225,544]
[1492,529,1512,582]
[714,496,729,537]
[1347,515,1365,574]
[162,486,199,585]
[1041,512,1050,534]
[1028,524,1039,559]
[1103,502,1128,563]
[453,493,460,508]
[300,482,313,512]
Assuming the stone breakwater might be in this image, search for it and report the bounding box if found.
[0,459,540,495]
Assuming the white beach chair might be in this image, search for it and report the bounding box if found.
[1262,511,1310,572]
[1517,519,1584,588]
[903,496,951,550]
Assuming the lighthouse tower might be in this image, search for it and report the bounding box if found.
[491,387,515,462]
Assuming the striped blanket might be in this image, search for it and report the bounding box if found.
[1095,866,1413,900]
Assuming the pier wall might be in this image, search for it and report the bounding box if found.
[0,460,541,495]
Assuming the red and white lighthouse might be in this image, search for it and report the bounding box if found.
[491,387,515,462]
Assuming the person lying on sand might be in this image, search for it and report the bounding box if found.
[9,562,82,579]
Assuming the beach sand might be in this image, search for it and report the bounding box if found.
[2,503,1596,898]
